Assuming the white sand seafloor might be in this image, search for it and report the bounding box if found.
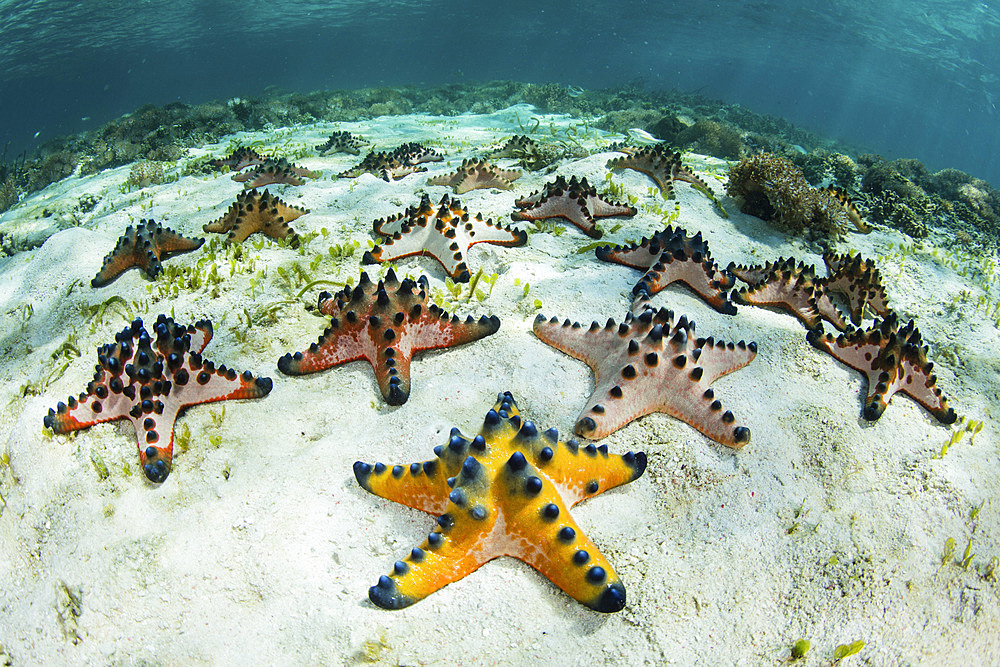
[0,105,998,665]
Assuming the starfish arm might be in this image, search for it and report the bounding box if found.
[635,255,737,315]
[353,457,456,514]
[733,280,823,329]
[585,195,636,219]
[513,197,600,238]
[153,229,204,257]
[277,318,373,375]
[366,514,497,610]
[43,375,141,434]
[407,309,501,354]
[595,239,664,271]
[896,355,957,424]
[532,316,626,375]
[500,453,628,612]
[812,291,849,331]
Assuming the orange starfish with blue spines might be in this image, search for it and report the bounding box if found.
[354,391,647,612]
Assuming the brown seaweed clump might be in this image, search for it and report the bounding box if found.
[726,153,865,238]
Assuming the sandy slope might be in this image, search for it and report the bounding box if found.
[0,105,997,665]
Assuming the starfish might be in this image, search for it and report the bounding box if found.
[91,219,204,287]
[428,159,521,194]
[354,391,647,612]
[731,258,848,331]
[595,226,736,314]
[202,188,308,245]
[43,315,273,483]
[822,252,891,325]
[277,270,501,405]
[806,315,957,424]
[511,175,636,239]
[338,151,427,181]
[606,145,711,199]
[486,135,541,159]
[338,144,441,181]
[232,157,320,188]
[209,146,270,171]
[362,194,527,282]
[533,303,757,446]
[315,131,369,156]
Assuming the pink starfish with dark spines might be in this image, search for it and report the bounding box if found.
[533,302,757,447]
[512,175,636,239]
[362,193,527,282]
[606,145,711,199]
[232,157,320,188]
[277,270,501,405]
[43,315,273,483]
[210,146,270,172]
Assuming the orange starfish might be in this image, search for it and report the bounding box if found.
[355,391,647,612]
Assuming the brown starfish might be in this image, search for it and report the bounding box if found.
[315,131,369,156]
[511,175,636,239]
[596,226,737,314]
[202,188,308,245]
[363,194,527,282]
[731,259,847,331]
[232,158,320,188]
[606,145,710,199]
[822,253,891,325]
[210,146,270,171]
[428,159,521,194]
[806,315,957,424]
[533,303,757,446]
[92,219,204,287]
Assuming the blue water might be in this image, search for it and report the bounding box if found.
[1,0,998,186]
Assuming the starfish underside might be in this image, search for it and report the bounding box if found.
[596,226,736,314]
[202,188,308,245]
[43,315,273,483]
[362,193,527,282]
[428,159,521,194]
[511,175,636,239]
[533,305,756,446]
[277,270,501,405]
[354,391,647,612]
[806,315,957,423]
[91,219,204,287]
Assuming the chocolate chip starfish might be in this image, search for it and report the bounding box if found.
[533,303,757,446]
[355,391,647,612]
[807,315,957,423]
[362,193,527,282]
[278,270,500,405]
[91,219,204,287]
[595,225,737,314]
[512,175,636,239]
[43,315,273,483]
